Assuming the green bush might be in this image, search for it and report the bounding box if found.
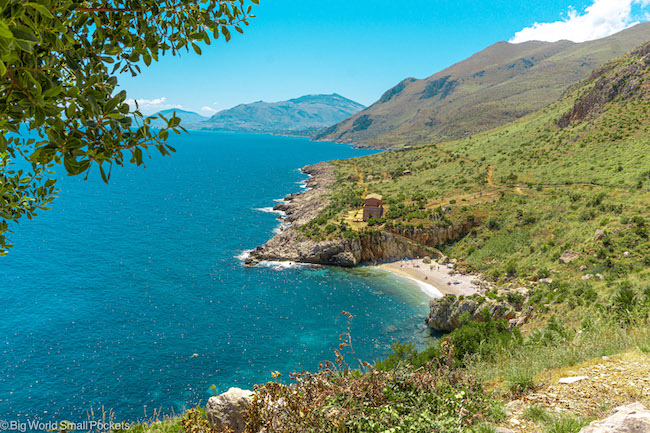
[448,313,523,364]
[324,224,337,234]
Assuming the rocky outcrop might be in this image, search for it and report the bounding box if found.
[251,228,439,267]
[559,250,580,264]
[558,41,650,128]
[425,295,518,332]
[206,387,254,433]
[579,402,650,433]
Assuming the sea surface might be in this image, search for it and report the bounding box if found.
[0,132,434,425]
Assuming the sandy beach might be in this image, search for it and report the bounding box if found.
[380,258,481,298]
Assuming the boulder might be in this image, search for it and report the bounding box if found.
[540,278,553,285]
[423,256,432,264]
[425,295,517,332]
[206,387,254,433]
[579,402,650,432]
[559,250,580,264]
[593,229,605,241]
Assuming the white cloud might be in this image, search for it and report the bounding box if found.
[510,0,649,43]
[200,106,218,115]
[124,97,183,115]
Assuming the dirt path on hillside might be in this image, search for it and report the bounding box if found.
[499,350,650,433]
[487,164,497,187]
[354,163,368,195]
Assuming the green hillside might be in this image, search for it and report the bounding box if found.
[306,42,650,326]
[315,22,650,149]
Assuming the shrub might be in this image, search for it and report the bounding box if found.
[507,292,525,309]
[523,405,552,423]
[366,217,386,226]
[487,218,501,230]
[545,414,590,433]
[448,314,522,364]
[244,343,491,433]
[324,224,337,234]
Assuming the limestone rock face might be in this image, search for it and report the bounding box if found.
[425,295,517,332]
[579,402,650,433]
[206,387,254,433]
[559,250,580,264]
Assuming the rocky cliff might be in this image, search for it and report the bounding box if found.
[558,41,650,128]
[425,286,532,332]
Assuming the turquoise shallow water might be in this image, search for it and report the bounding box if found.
[0,132,434,424]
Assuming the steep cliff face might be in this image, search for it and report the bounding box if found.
[251,226,471,267]
[558,41,650,128]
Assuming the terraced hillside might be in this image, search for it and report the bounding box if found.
[315,22,650,149]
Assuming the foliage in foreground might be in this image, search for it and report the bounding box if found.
[0,0,259,254]
[142,305,650,433]
[243,342,490,433]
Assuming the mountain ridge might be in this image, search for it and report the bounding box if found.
[315,22,650,148]
[147,94,365,134]
[201,93,364,133]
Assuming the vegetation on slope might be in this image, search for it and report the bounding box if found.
[305,42,650,328]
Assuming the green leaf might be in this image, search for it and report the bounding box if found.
[27,2,53,18]
[221,26,231,42]
[11,25,39,43]
[0,22,13,39]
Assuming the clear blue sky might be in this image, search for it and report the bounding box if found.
[118,0,650,115]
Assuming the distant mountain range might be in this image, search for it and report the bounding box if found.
[314,22,650,148]
[147,94,365,134]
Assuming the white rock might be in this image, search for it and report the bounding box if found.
[579,402,650,432]
[559,376,587,384]
[206,387,254,433]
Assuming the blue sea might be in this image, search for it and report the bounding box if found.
[0,132,434,425]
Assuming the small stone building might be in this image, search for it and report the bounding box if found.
[363,193,384,221]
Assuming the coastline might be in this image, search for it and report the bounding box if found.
[379,258,481,298]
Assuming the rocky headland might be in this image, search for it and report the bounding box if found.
[249,163,474,267]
